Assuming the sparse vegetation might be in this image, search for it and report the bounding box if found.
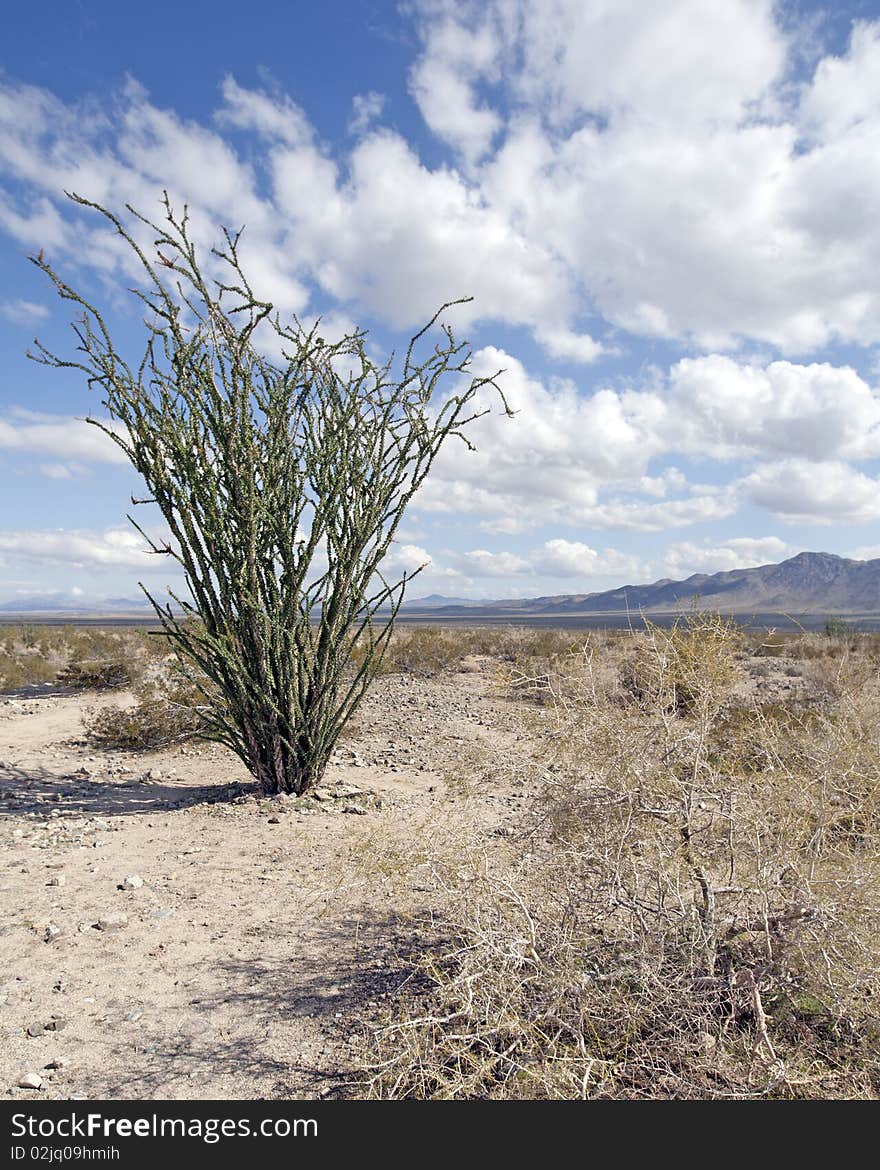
[362,614,880,1099]
[0,624,155,694]
[3,615,879,1098]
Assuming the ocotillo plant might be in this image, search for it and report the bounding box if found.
[30,192,509,794]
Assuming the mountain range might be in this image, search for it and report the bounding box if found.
[404,552,880,616]
[1,552,878,617]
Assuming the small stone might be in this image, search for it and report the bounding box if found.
[12,829,23,839]
[43,923,63,943]
[16,1072,43,1090]
[44,1057,69,1070]
[267,816,281,824]
[44,1017,67,1032]
[26,1021,44,1038]
[342,804,367,815]
[126,1009,143,1022]
[46,875,66,887]
[119,874,143,891]
[94,913,128,932]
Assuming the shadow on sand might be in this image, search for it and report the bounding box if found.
[0,762,255,819]
[69,911,432,1100]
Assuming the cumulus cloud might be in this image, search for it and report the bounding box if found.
[3,4,880,543]
[659,536,794,578]
[0,526,168,569]
[532,538,641,579]
[448,539,642,586]
[4,6,879,357]
[741,460,880,523]
[665,356,880,460]
[409,11,502,165]
[0,411,128,464]
[452,548,531,576]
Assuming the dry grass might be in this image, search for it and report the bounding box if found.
[361,614,880,1099]
[0,624,163,693]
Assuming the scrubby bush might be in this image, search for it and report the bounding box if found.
[363,614,880,1099]
[84,667,210,749]
[58,658,134,691]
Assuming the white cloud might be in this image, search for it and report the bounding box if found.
[501,0,786,129]
[0,411,128,464]
[38,462,88,480]
[741,460,880,523]
[666,356,880,460]
[659,536,794,578]
[849,544,880,562]
[532,538,640,579]
[0,299,49,325]
[453,548,531,577]
[3,8,877,359]
[409,11,502,165]
[0,526,168,569]
[348,91,387,136]
[381,543,436,576]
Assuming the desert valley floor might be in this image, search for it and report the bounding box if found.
[1,662,538,1099]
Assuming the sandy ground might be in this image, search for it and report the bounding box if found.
[0,662,542,1100]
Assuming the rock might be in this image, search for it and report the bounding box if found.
[94,913,128,932]
[342,804,367,815]
[46,875,66,887]
[26,1021,44,1038]
[16,1072,43,1090]
[119,874,144,891]
[44,1057,69,1070]
[44,1017,67,1032]
[267,816,281,824]
[43,923,63,943]
[126,1009,143,1022]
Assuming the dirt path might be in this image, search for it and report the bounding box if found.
[1,666,544,1100]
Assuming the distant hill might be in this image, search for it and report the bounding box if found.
[402,594,489,609]
[0,593,151,614]
[417,552,880,617]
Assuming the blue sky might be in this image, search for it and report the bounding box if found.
[3,0,880,604]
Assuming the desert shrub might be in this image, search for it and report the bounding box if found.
[825,618,854,639]
[375,627,471,676]
[58,658,134,691]
[0,653,26,692]
[363,615,880,1099]
[619,612,743,716]
[0,649,58,692]
[84,664,215,749]
[752,632,790,658]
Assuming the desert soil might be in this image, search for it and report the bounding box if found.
[0,660,542,1101]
